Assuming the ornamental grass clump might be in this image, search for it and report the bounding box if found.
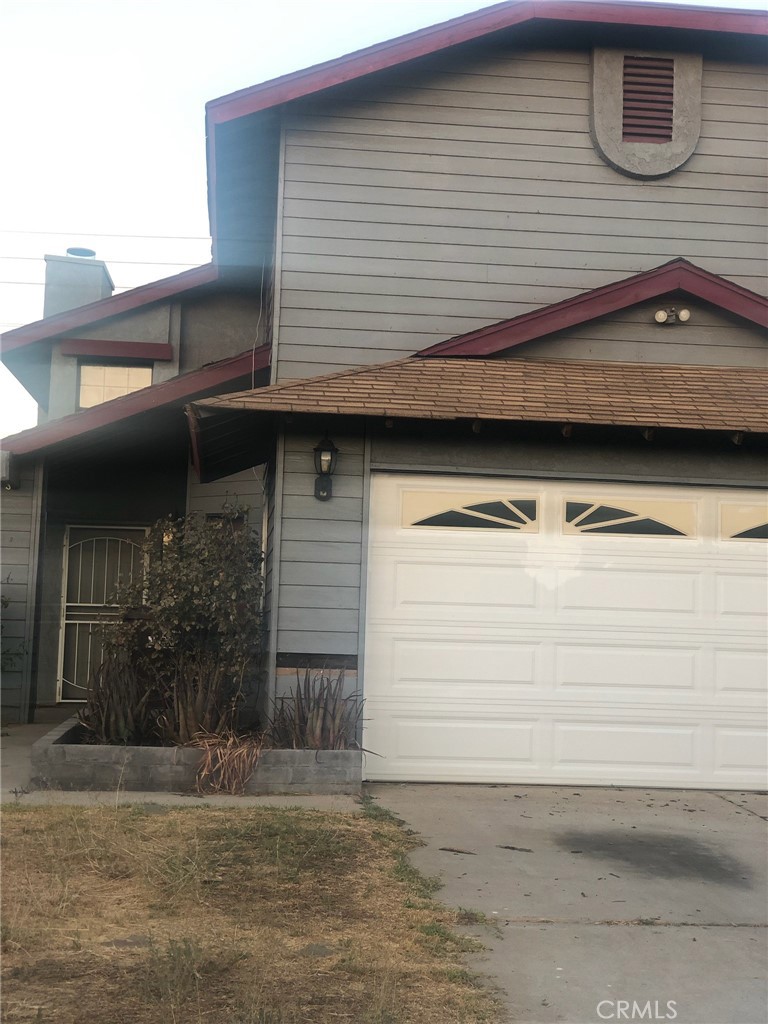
[266,666,363,750]
[79,507,263,746]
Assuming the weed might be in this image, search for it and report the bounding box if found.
[455,907,487,926]
[418,922,482,954]
[358,794,405,826]
[229,1009,284,1024]
[146,937,205,1005]
[393,852,442,899]
[445,967,483,987]
[454,905,503,937]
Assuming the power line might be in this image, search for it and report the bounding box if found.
[0,281,143,290]
[0,256,203,268]
[0,229,211,241]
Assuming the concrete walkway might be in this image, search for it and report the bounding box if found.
[372,783,768,1024]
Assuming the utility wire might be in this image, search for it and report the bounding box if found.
[0,282,146,290]
[0,256,203,267]
[0,229,211,241]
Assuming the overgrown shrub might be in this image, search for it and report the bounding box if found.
[266,666,362,750]
[79,508,263,745]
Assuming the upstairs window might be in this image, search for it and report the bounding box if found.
[622,56,674,143]
[78,362,152,409]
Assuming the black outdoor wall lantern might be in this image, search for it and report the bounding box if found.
[313,436,339,501]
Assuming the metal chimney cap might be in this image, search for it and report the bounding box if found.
[66,246,96,258]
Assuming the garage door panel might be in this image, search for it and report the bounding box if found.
[556,568,700,615]
[392,560,539,612]
[392,637,539,690]
[363,475,768,789]
[377,715,538,767]
[369,631,767,702]
[714,727,768,775]
[554,644,699,692]
[714,649,768,695]
[366,636,543,704]
[716,574,768,619]
[553,721,698,772]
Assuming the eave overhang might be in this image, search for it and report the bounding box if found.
[0,263,220,356]
[191,357,768,436]
[1,345,271,460]
[206,1,767,127]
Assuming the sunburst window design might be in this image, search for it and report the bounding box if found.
[565,501,686,536]
[731,523,768,541]
[720,503,768,542]
[412,499,537,530]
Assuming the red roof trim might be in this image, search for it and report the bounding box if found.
[206,1,766,126]
[1,345,271,457]
[1,264,219,354]
[419,259,768,358]
[59,340,174,361]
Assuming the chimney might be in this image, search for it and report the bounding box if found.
[43,247,114,318]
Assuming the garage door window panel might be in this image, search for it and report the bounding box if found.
[564,500,694,537]
[409,496,538,531]
[720,503,768,541]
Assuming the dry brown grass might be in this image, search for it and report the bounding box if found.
[0,801,500,1023]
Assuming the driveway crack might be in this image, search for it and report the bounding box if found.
[712,792,768,822]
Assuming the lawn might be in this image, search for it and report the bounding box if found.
[1,799,500,1023]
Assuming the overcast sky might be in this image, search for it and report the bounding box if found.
[0,0,762,437]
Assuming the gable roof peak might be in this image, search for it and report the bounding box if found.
[419,260,768,359]
[206,1,767,127]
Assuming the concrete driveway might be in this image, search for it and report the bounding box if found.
[371,784,768,1024]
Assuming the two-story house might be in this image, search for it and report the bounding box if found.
[2,0,766,790]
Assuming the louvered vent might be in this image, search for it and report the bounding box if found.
[622,55,674,143]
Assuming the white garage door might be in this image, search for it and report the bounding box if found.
[362,474,768,790]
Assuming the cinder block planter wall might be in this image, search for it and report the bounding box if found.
[31,718,362,795]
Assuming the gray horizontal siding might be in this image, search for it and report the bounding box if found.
[281,585,359,609]
[186,466,265,523]
[514,301,767,368]
[277,631,359,656]
[281,540,361,564]
[276,429,364,656]
[0,461,41,722]
[285,144,768,191]
[280,561,361,587]
[276,49,767,379]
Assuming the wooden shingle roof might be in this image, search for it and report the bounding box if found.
[195,357,768,434]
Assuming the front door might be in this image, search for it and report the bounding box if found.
[58,527,146,701]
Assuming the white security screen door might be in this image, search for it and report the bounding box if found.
[58,527,146,701]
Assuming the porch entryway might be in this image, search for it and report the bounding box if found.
[58,526,145,701]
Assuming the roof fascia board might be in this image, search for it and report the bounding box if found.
[205,1,766,126]
[1,345,270,457]
[1,263,219,354]
[420,260,768,358]
[59,340,174,361]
